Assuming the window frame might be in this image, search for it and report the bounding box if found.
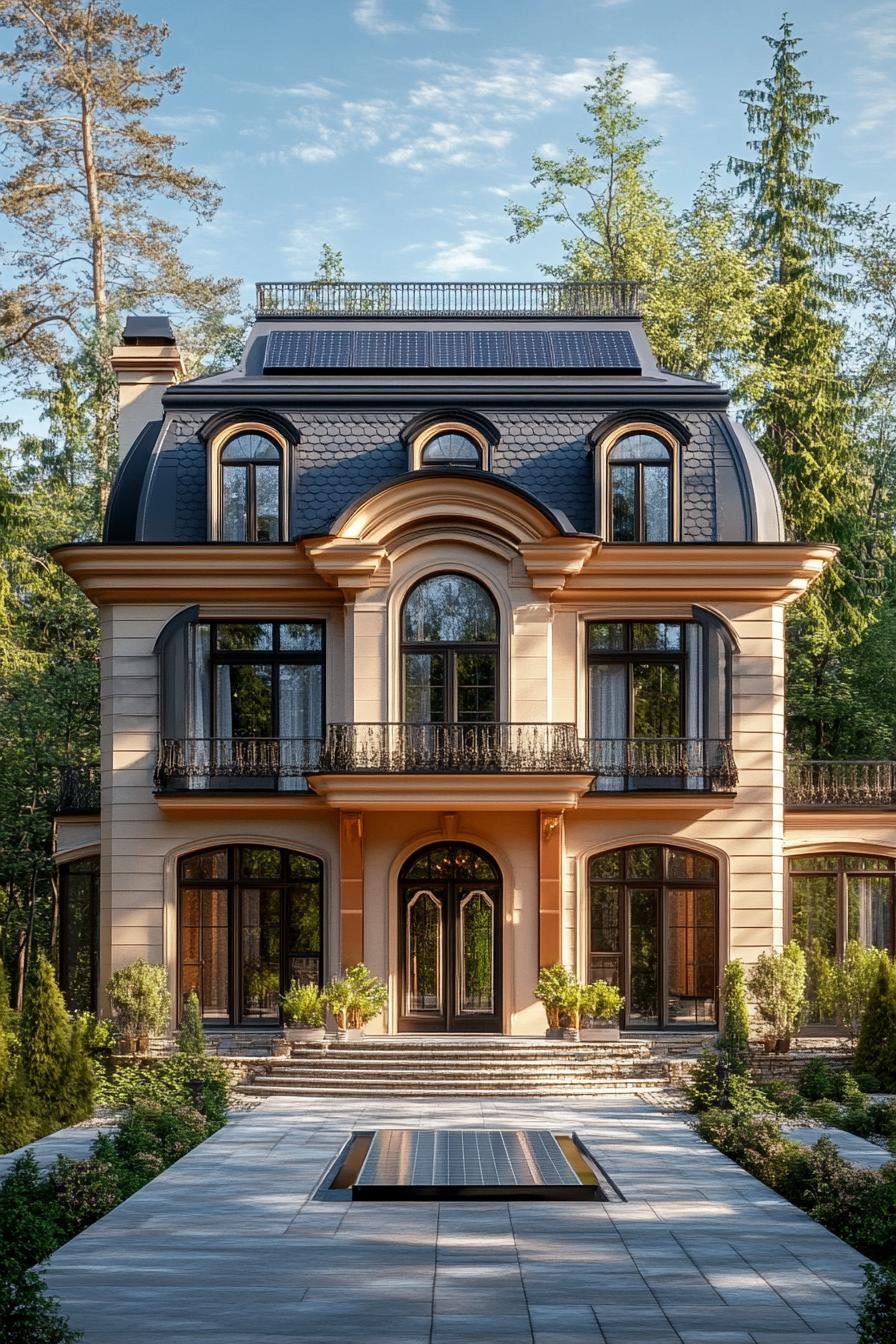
[786,852,896,959]
[586,621,688,741]
[177,844,325,1026]
[599,422,679,543]
[410,421,489,472]
[212,424,287,542]
[400,572,500,724]
[587,845,719,1030]
[58,854,100,1013]
[204,620,326,742]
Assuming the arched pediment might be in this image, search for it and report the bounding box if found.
[303,472,599,594]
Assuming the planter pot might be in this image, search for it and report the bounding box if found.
[562,1027,580,1042]
[763,1032,792,1054]
[120,1033,136,1055]
[544,1027,565,1040]
[336,1027,364,1043]
[580,1022,620,1042]
[271,1038,291,1057]
[135,1032,150,1055]
[284,1025,326,1044]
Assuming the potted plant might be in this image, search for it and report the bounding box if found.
[579,980,624,1041]
[322,964,388,1041]
[535,963,575,1039]
[280,980,326,1043]
[747,940,807,1053]
[106,960,171,1054]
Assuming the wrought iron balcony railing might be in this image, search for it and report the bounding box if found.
[57,764,101,813]
[584,738,738,793]
[255,280,642,319]
[154,738,323,792]
[317,723,588,774]
[785,758,896,808]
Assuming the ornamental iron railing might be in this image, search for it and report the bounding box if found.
[317,722,588,774]
[57,764,101,813]
[584,738,738,793]
[154,738,323,792]
[785,758,896,808]
[255,280,642,319]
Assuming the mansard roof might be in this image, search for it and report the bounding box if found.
[104,281,785,545]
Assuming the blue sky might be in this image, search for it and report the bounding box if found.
[134,0,896,303]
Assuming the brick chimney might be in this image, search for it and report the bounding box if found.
[111,316,185,451]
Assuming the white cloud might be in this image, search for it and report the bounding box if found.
[421,0,460,30]
[153,109,220,131]
[281,205,360,269]
[621,54,692,111]
[382,121,513,171]
[231,79,340,100]
[847,5,896,150]
[419,230,507,275]
[292,144,339,163]
[352,1,407,35]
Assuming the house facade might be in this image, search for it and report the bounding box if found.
[51,281,896,1038]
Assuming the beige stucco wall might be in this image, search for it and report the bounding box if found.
[87,526,802,1034]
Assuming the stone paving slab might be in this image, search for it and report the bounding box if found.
[0,1120,111,1176]
[786,1124,894,1169]
[40,1096,871,1344]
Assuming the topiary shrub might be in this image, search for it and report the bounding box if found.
[718,959,751,1074]
[106,961,171,1050]
[280,981,324,1028]
[856,1264,896,1344]
[747,941,807,1052]
[176,992,205,1056]
[855,957,896,1090]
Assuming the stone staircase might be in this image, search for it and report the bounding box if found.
[235,1034,715,1098]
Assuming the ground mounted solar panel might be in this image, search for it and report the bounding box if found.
[263,329,640,373]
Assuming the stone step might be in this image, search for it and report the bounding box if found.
[284,1047,656,1062]
[258,1069,665,1085]
[236,1079,666,1097]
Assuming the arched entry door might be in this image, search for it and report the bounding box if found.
[399,843,502,1033]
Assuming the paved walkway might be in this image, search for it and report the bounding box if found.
[0,1121,109,1176]
[785,1123,894,1170]
[42,1095,868,1344]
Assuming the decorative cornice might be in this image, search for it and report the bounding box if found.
[306,772,594,810]
[302,537,390,593]
[519,538,600,593]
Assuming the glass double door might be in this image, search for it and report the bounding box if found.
[399,844,502,1033]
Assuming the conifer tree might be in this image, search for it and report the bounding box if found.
[18,953,94,1130]
[854,956,896,1089]
[717,959,751,1076]
[176,991,205,1057]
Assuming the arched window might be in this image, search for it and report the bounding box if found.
[420,431,482,467]
[219,432,282,541]
[589,845,718,1028]
[608,432,672,542]
[178,844,323,1024]
[401,574,498,723]
[58,855,100,1012]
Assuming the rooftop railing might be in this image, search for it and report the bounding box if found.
[255,281,643,319]
[785,758,896,808]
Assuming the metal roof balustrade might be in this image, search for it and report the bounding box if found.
[255,280,643,319]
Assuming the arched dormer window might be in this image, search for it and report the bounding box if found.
[401,574,498,723]
[219,431,282,541]
[420,431,481,467]
[608,431,672,542]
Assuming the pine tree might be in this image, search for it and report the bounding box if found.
[18,953,94,1131]
[176,991,205,1058]
[0,0,239,516]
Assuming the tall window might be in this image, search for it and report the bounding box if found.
[420,431,482,467]
[59,855,100,1012]
[402,574,498,723]
[589,845,718,1028]
[179,845,323,1024]
[608,432,672,542]
[789,854,895,959]
[191,621,324,743]
[220,432,282,541]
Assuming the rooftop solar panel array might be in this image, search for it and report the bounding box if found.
[263,328,640,374]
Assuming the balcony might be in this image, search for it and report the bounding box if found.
[584,738,738,794]
[785,758,896,808]
[316,722,587,774]
[255,280,642,319]
[154,738,322,793]
[57,764,100,814]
